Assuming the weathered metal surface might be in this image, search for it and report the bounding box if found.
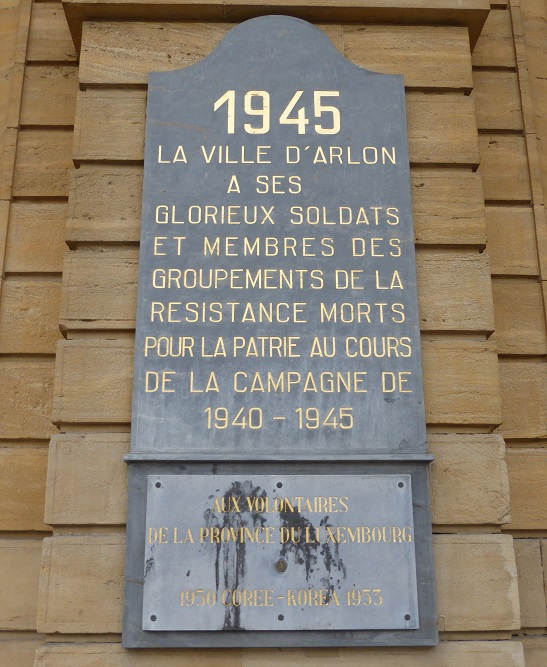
[142,474,418,631]
[122,461,438,647]
[130,15,426,458]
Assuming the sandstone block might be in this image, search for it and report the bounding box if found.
[499,362,547,440]
[505,449,547,530]
[0,278,62,354]
[34,640,526,667]
[4,201,67,273]
[513,539,547,629]
[27,2,77,62]
[491,278,547,355]
[45,434,128,525]
[0,539,42,630]
[37,535,125,634]
[472,10,516,68]
[486,206,539,276]
[479,135,532,203]
[0,359,56,439]
[13,129,73,197]
[0,447,49,531]
[20,65,78,126]
[434,534,519,632]
[0,636,44,667]
[429,434,510,526]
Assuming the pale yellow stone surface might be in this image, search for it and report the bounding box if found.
[12,128,73,197]
[491,278,547,355]
[27,2,76,62]
[20,66,78,126]
[34,640,526,666]
[4,201,67,273]
[0,447,49,531]
[506,450,547,530]
[499,363,547,440]
[422,341,502,427]
[0,359,56,438]
[45,434,128,525]
[37,535,125,634]
[79,22,472,90]
[472,71,523,131]
[0,539,43,630]
[429,434,510,526]
[513,540,547,629]
[472,9,516,68]
[479,135,532,202]
[521,636,547,667]
[486,207,539,276]
[434,534,520,632]
[0,278,62,354]
[0,635,44,667]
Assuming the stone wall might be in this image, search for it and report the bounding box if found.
[0,1,545,665]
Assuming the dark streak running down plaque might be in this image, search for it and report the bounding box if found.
[143,475,418,631]
[123,16,438,648]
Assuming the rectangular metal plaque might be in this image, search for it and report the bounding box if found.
[143,474,418,631]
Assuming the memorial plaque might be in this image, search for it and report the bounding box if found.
[130,15,426,458]
[123,16,438,648]
[143,474,418,631]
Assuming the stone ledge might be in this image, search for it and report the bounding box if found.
[61,0,490,53]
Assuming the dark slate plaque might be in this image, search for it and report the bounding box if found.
[130,15,427,458]
[142,474,418,631]
[123,17,438,649]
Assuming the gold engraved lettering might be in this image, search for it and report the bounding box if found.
[173,146,187,162]
[144,336,195,358]
[156,145,187,163]
[286,589,340,606]
[200,145,272,164]
[289,205,398,226]
[189,371,219,393]
[309,336,336,358]
[202,236,333,258]
[153,236,167,255]
[344,336,412,358]
[375,270,404,290]
[278,525,413,544]
[145,371,175,393]
[200,337,227,358]
[255,174,302,194]
[232,336,300,358]
[173,237,187,254]
[147,527,169,543]
[227,174,240,193]
[319,302,405,324]
[199,526,275,544]
[334,270,364,290]
[233,371,367,394]
[220,589,274,607]
[381,371,412,393]
[351,237,401,257]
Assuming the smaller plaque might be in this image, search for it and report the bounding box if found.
[142,474,418,632]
